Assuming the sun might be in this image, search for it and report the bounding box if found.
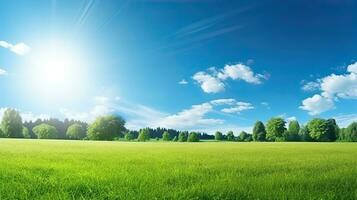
[26,39,89,104]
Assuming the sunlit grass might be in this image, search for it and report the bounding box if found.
[0,139,356,199]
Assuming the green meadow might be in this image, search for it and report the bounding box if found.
[0,139,356,200]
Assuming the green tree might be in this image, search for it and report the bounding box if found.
[187,132,199,142]
[299,125,312,141]
[307,118,330,141]
[66,123,86,140]
[124,131,135,141]
[138,128,150,141]
[22,126,31,138]
[0,128,4,138]
[172,136,178,142]
[162,131,170,141]
[178,132,187,142]
[226,131,235,141]
[215,131,223,141]
[266,117,286,141]
[32,123,58,139]
[238,131,248,141]
[252,121,266,141]
[287,120,300,141]
[326,118,339,141]
[1,108,23,138]
[346,122,357,141]
[87,115,126,140]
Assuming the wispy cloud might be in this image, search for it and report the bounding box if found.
[0,68,7,76]
[178,79,188,85]
[334,114,357,128]
[0,40,30,55]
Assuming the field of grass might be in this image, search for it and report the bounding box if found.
[0,139,356,199]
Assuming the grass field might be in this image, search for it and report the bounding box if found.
[0,139,356,199]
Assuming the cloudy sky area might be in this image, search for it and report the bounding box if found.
[1,0,357,133]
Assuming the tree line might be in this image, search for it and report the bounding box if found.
[0,108,356,142]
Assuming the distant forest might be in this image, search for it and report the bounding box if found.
[0,108,356,142]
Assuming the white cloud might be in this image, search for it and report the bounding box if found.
[0,40,30,55]
[320,73,357,99]
[210,98,236,105]
[221,102,254,114]
[0,68,7,76]
[347,62,357,74]
[299,94,335,115]
[158,103,224,129]
[193,71,225,93]
[286,116,297,122]
[178,79,188,85]
[300,61,357,115]
[301,81,320,92]
[217,63,264,84]
[193,63,266,93]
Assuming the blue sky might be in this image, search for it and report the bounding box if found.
[1,0,357,133]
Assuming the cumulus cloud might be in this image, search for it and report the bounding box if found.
[178,79,188,85]
[217,63,264,84]
[0,68,7,76]
[193,63,266,93]
[158,103,224,129]
[299,94,335,115]
[0,40,30,55]
[347,62,357,74]
[192,71,225,93]
[300,61,357,115]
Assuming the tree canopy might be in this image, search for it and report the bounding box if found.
[215,131,223,141]
[162,131,170,141]
[87,115,126,140]
[226,131,234,141]
[188,132,199,142]
[287,120,300,141]
[138,128,151,141]
[253,121,266,141]
[307,118,330,142]
[1,108,23,138]
[32,123,58,139]
[266,118,286,141]
[66,123,86,140]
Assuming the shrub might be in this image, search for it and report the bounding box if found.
[32,124,58,139]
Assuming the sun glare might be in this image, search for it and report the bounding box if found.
[26,39,88,104]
